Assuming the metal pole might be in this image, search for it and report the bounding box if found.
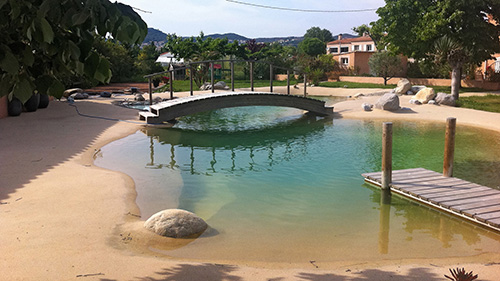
[381,122,393,190]
[269,64,273,93]
[443,117,456,177]
[148,77,153,105]
[230,60,234,91]
[303,74,307,97]
[169,71,173,99]
[286,70,290,95]
[189,66,193,96]
[250,61,254,92]
[211,62,215,93]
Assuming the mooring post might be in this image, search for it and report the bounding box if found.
[230,60,235,91]
[382,122,393,190]
[286,70,290,95]
[169,71,173,99]
[269,64,273,92]
[148,77,153,105]
[250,61,254,91]
[303,74,307,97]
[443,117,456,177]
[210,62,215,93]
[189,66,193,96]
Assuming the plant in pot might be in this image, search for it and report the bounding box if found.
[23,92,40,112]
[152,77,160,87]
[7,96,23,116]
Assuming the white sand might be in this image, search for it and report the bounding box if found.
[1,87,499,280]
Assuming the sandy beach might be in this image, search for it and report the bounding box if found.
[1,85,499,280]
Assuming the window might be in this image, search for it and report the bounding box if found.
[329,47,338,53]
[340,47,349,53]
[341,57,349,65]
[353,45,360,51]
[366,44,373,51]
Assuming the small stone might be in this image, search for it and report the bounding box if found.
[409,99,422,105]
[428,100,436,105]
[144,209,208,238]
[71,92,88,100]
[134,94,145,101]
[354,93,365,98]
[100,91,112,98]
[63,88,83,98]
[362,103,373,111]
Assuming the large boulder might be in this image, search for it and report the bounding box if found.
[375,93,400,111]
[394,79,412,95]
[144,209,208,238]
[414,87,436,104]
[435,92,456,106]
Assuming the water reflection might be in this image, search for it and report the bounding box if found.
[141,114,330,176]
[379,189,391,254]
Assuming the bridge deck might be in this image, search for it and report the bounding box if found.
[363,168,500,232]
[139,92,333,124]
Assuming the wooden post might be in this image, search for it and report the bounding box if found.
[443,117,456,177]
[303,74,307,97]
[381,122,393,190]
[189,66,193,96]
[210,62,215,93]
[148,77,153,105]
[286,70,290,95]
[269,64,273,93]
[230,60,234,91]
[250,61,254,91]
[169,71,173,99]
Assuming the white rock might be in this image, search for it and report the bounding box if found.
[354,93,365,98]
[144,209,208,238]
[413,87,436,104]
[362,103,373,111]
[394,79,412,95]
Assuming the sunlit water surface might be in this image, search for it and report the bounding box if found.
[95,99,500,264]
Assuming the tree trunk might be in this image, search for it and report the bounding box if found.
[450,64,461,101]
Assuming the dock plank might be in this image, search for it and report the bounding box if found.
[363,168,500,233]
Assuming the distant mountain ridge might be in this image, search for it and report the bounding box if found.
[143,28,305,46]
[143,28,356,47]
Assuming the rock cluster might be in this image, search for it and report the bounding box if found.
[200,81,230,90]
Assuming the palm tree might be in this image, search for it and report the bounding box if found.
[433,36,470,101]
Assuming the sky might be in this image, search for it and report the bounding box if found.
[117,0,386,38]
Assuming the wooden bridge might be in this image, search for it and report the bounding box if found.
[139,92,334,124]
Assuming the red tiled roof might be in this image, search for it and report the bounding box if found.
[327,36,374,45]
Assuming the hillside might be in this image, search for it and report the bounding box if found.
[143,28,305,46]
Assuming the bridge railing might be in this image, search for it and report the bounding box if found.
[144,59,308,105]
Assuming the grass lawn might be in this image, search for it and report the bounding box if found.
[457,95,500,113]
[319,81,485,93]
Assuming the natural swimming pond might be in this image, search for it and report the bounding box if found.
[95,99,500,265]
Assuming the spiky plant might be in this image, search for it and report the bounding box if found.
[444,267,478,281]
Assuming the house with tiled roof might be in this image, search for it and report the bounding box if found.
[326,34,377,75]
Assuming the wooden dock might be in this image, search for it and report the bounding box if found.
[362,168,500,232]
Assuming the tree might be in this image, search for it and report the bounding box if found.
[136,43,164,76]
[352,23,384,48]
[298,38,326,57]
[304,27,334,43]
[0,0,147,102]
[93,38,138,83]
[368,51,402,85]
[164,32,240,87]
[373,0,500,100]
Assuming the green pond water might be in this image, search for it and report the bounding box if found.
[95,99,500,264]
